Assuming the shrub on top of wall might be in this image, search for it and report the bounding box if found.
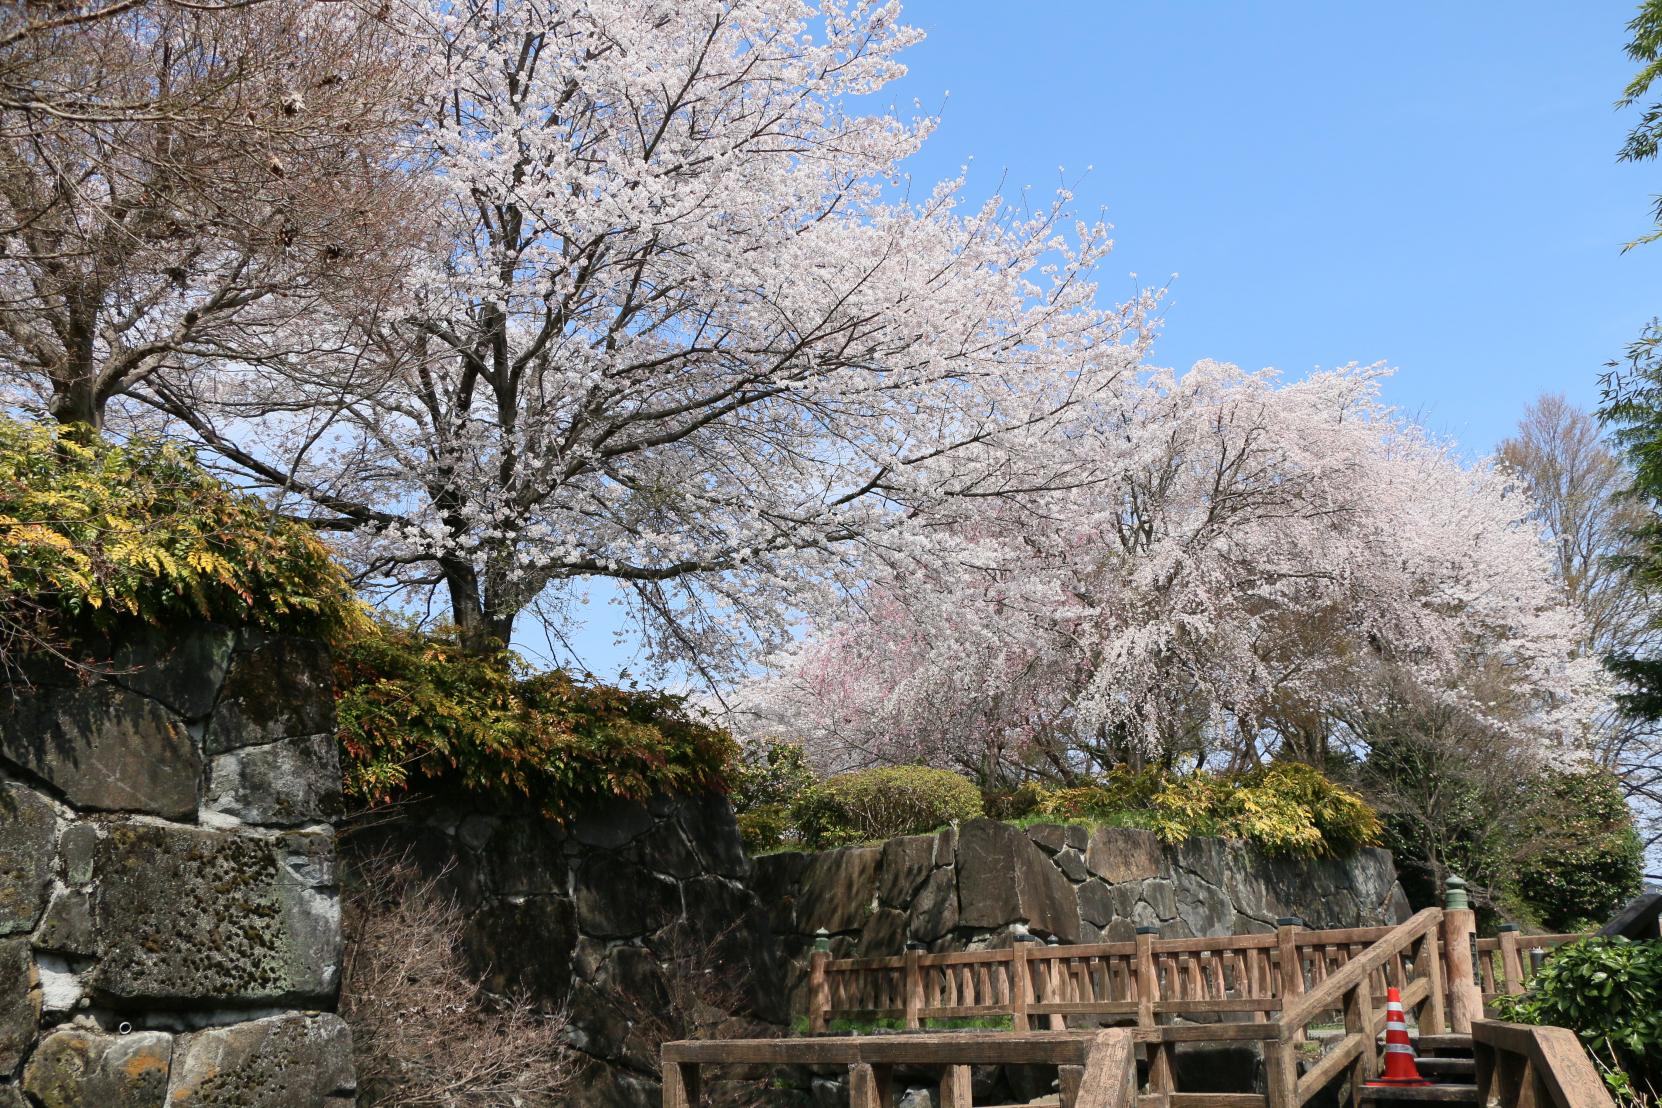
[0,416,367,669]
[335,624,738,819]
[791,765,984,848]
[1033,762,1382,857]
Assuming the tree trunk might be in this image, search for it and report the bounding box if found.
[48,374,103,432]
[442,558,516,654]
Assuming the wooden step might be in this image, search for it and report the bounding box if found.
[1360,1085,1481,1104]
[1414,1057,1475,1077]
[1408,1035,1473,1055]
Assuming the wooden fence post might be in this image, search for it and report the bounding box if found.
[1012,923,1035,1032]
[1497,924,1524,996]
[1276,917,1306,1044]
[1134,926,1158,1029]
[939,1065,973,1108]
[1417,921,1446,1035]
[904,941,924,1030]
[808,929,831,1035]
[1441,877,1482,1034]
[1045,935,1067,1031]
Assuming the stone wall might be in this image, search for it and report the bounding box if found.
[343,790,784,1108]
[0,624,353,1107]
[756,817,1410,1016]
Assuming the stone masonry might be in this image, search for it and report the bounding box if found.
[0,623,353,1107]
[757,817,1411,1018]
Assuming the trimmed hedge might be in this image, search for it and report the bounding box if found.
[0,417,367,667]
[336,624,737,820]
[1032,763,1382,857]
[792,765,984,848]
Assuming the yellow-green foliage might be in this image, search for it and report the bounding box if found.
[335,625,738,819]
[792,765,984,848]
[1034,763,1381,857]
[0,417,367,663]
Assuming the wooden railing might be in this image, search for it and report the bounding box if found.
[1472,1020,1615,1108]
[807,916,1593,1035]
[663,1028,1143,1108]
[808,917,1452,1034]
[1473,931,1586,1001]
[1263,908,1447,1108]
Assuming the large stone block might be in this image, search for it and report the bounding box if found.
[877,835,936,908]
[1,684,198,819]
[207,636,334,754]
[167,1014,355,1107]
[463,895,578,1003]
[86,823,339,1005]
[575,857,680,939]
[22,1026,172,1108]
[955,819,1078,940]
[203,733,343,826]
[0,939,39,1072]
[794,846,881,935]
[1086,827,1166,884]
[0,779,56,935]
[907,867,959,942]
[110,622,236,721]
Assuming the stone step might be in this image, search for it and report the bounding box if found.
[1361,1084,1481,1104]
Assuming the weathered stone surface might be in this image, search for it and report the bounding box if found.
[22,1026,172,1108]
[1174,874,1234,938]
[110,622,235,721]
[86,822,339,1004]
[0,779,56,935]
[955,819,1078,940]
[1,685,198,819]
[877,835,936,907]
[58,823,96,887]
[794,846,881,934]
[908,867,959,942]
[167,1014,354,1107]
[1054,847,1088,882]
[483,818,568,897]
[0,939,39,1072]
[206,636,334,753]
[463,895,578,1002]
[203,733,343,826]
[573,794,656,849]
[0,1083,24,1108]
[678,792,752,879]
[1086,827,1165,884]
[856,907,908,956]
[575,857,680,938]
[34,888,96,956]
[1077,880,1114,927]
[1025,823,1087,854]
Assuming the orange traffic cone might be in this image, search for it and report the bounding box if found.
[1367,986,1429,1087]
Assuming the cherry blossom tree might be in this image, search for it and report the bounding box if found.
[146,0,1156,656]
[0,0,419,430]
[739,362,1607,781]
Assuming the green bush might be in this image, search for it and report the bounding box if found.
[792,766,983,848]
[1509,769,1644,932]
[1492,938,1662,1103]
[1031,763,1381,857]
[336,624,737,820]
[731,739,818,851]
[0,417,367,668]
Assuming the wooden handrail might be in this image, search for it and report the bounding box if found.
[1472,1020,1614,1108]
[1276,908,1441,1033]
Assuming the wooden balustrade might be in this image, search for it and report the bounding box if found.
[1471,1020,1615,1108]
[1265,908,1447,1108]
[806,917,1591,1034]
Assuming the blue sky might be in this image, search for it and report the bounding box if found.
[535,0,1662,677]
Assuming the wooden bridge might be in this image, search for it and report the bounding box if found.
[662,880,1626,1108]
